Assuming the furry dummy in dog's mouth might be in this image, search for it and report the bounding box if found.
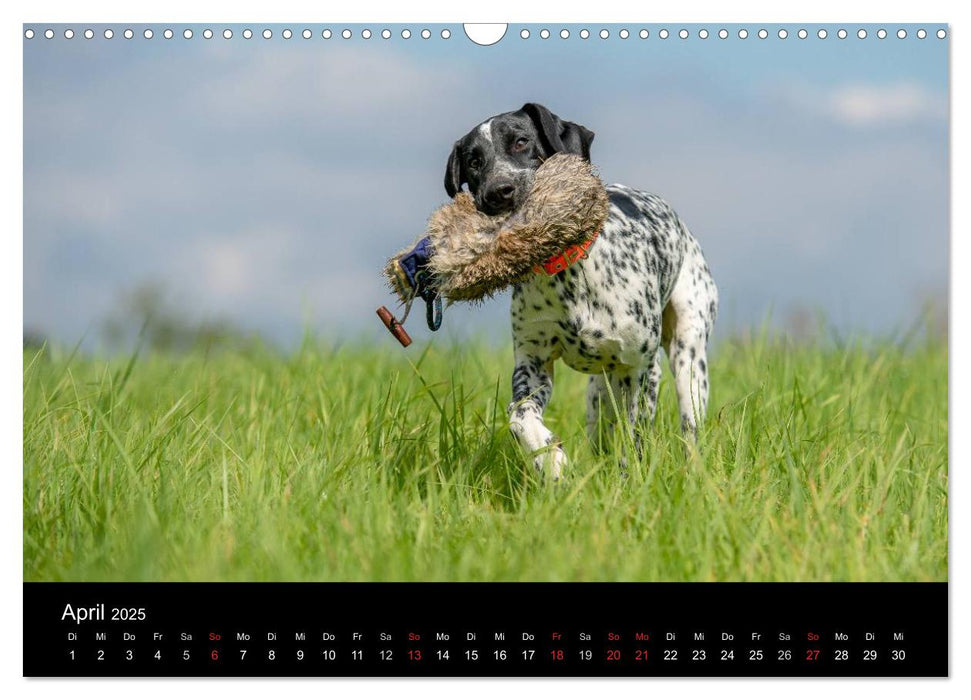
[384,153,609,305]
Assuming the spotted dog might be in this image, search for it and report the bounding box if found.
[444,103,718,478]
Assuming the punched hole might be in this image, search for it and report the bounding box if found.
[463,23,507,46]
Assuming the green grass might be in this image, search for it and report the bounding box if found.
[23,331,947,582]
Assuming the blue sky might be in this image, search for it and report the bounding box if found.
[23,24,948,349]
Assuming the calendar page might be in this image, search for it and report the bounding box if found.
[22,21,948,677]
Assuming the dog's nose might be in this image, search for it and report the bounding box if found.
[484,182,516,209]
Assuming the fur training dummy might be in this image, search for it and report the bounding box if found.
[386,153,608,303]
[377,154,609,345]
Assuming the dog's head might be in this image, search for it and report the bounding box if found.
[443,103,595,216]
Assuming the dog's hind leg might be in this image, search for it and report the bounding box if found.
[587,368,646,465]
[637,353,663,427]
[625,353,664,455]
[662,239,718,438]
[508,350,567,480]
[586,374,614,455]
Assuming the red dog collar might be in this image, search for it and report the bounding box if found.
[533,229,601,276]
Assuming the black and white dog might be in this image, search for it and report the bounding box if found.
[445,103,718,478]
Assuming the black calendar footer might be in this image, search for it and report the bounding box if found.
[23,582,947,677]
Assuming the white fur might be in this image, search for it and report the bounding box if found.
[478,120,493,144]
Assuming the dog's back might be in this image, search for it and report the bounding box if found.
[510,185,701,376]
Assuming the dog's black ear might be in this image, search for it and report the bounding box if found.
[444,140,465,198]
[567,122,595,160]
[521,102,595,161]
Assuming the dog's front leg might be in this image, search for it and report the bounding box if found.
[507,350,566,480]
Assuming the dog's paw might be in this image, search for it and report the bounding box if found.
[534,447,568,482]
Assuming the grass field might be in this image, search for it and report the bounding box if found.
[23,329,948,582]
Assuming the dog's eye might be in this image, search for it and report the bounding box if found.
[512,137,529,152]
[468,157,481,170]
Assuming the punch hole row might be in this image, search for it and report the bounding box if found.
[23,27,454,41]
[516,27,945,40]
[23,26,948,41]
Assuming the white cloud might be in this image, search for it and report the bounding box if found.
[193,45,469,130]
[826,83,947,126]
[774,81,947,128]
